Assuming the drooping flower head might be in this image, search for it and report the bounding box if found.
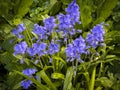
[86,24,105,48]
[14,41,28,55]
[33,24,48,40]
[20,80,32,89]
[66,36,87,62]
[22,68,37,76]
[27,42,47,56]
[57,0,81,39]
[12,23,25,38]
[43,16,56,33]
[47,41,59,55]
[65,0,81,24]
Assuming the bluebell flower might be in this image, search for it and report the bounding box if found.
[22,68,37,76]
[73,36,87,54]
[27,42,47,56]
[21,68,37,89]
[12,23,25,38]
[65,0,81,24]
[57,0,81,38]
[43,16,56,33]
[14,41,28,55]
[47,42,59,55]
[66,36,87,62]
[57,14,73,30]
[66,44,75,58]
[20,80,32,89]
[86,24,105,48]
[86,33,99,48]
[33,24,46,35]
[17,23,25,32]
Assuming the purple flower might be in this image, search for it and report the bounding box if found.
[66,36,87,62]
[43,16,56,33]
[66,44,75,58]
[73,36,86,54]
[20,80,32,89]
[65,0,81,24]
[14,41,28,55]
[47,42,59,55]
[27,42,47,56]
[22,68,37,76]
[57,14,73,30]
[86,24,105,48]
[12,23,25,38]
[17,23,25,32]
[33,24,46,35]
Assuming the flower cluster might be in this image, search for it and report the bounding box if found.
[86,24,105,48]
[66,36,87,62]
[20,68,37,89]
[57,0,81,42]
[13,0,105,89]
[33,17,56,40]
[12,23,25,38]
[66,23,105,62]
[14,41,27,56]
[27,42,47,56]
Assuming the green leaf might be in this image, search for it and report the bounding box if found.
[61,0,72,5]
[23,19,34,46]
[78,1,92,28]
[97,0,118,20]
[38,70,57,90]
[49,1,62,16]
[15,0,33,18]
[52,56,66,65]
[96,77,113,88]
[51,72,65,80]
[52,56,66,72]
[1,37,15,52]
[63,66,74,90]
[15,70,49,90]
[5,73,22,90]
[0,52,16,64]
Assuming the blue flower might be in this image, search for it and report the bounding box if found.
[65,0,81,24]
[66,36,87,62]
[65,44,75,58]
[73,36,87,54]
[27,42,47,56]
[86,24,105,48]
[22,68,37,76]
[20,80,32,89]
[33,24,46,35]
[43,16,56,33]
[47,42,59,55]
[12,23,25,38]
[57,14,73,29]
[56,0,81,38]
[14,41,28,55]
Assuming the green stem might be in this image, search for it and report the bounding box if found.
[98,62,103,78]
[89,65,96,90]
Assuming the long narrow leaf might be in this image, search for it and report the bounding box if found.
[14,71,49,90]
[63,66,74,90]
[38,70,57,90]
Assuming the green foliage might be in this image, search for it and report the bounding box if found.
[63,67,74,90]
[0,0,120,90]
[15,0,33,19]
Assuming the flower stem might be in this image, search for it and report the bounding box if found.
[89,65,96,90]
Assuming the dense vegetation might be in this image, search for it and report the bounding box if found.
[0,0,120,90]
